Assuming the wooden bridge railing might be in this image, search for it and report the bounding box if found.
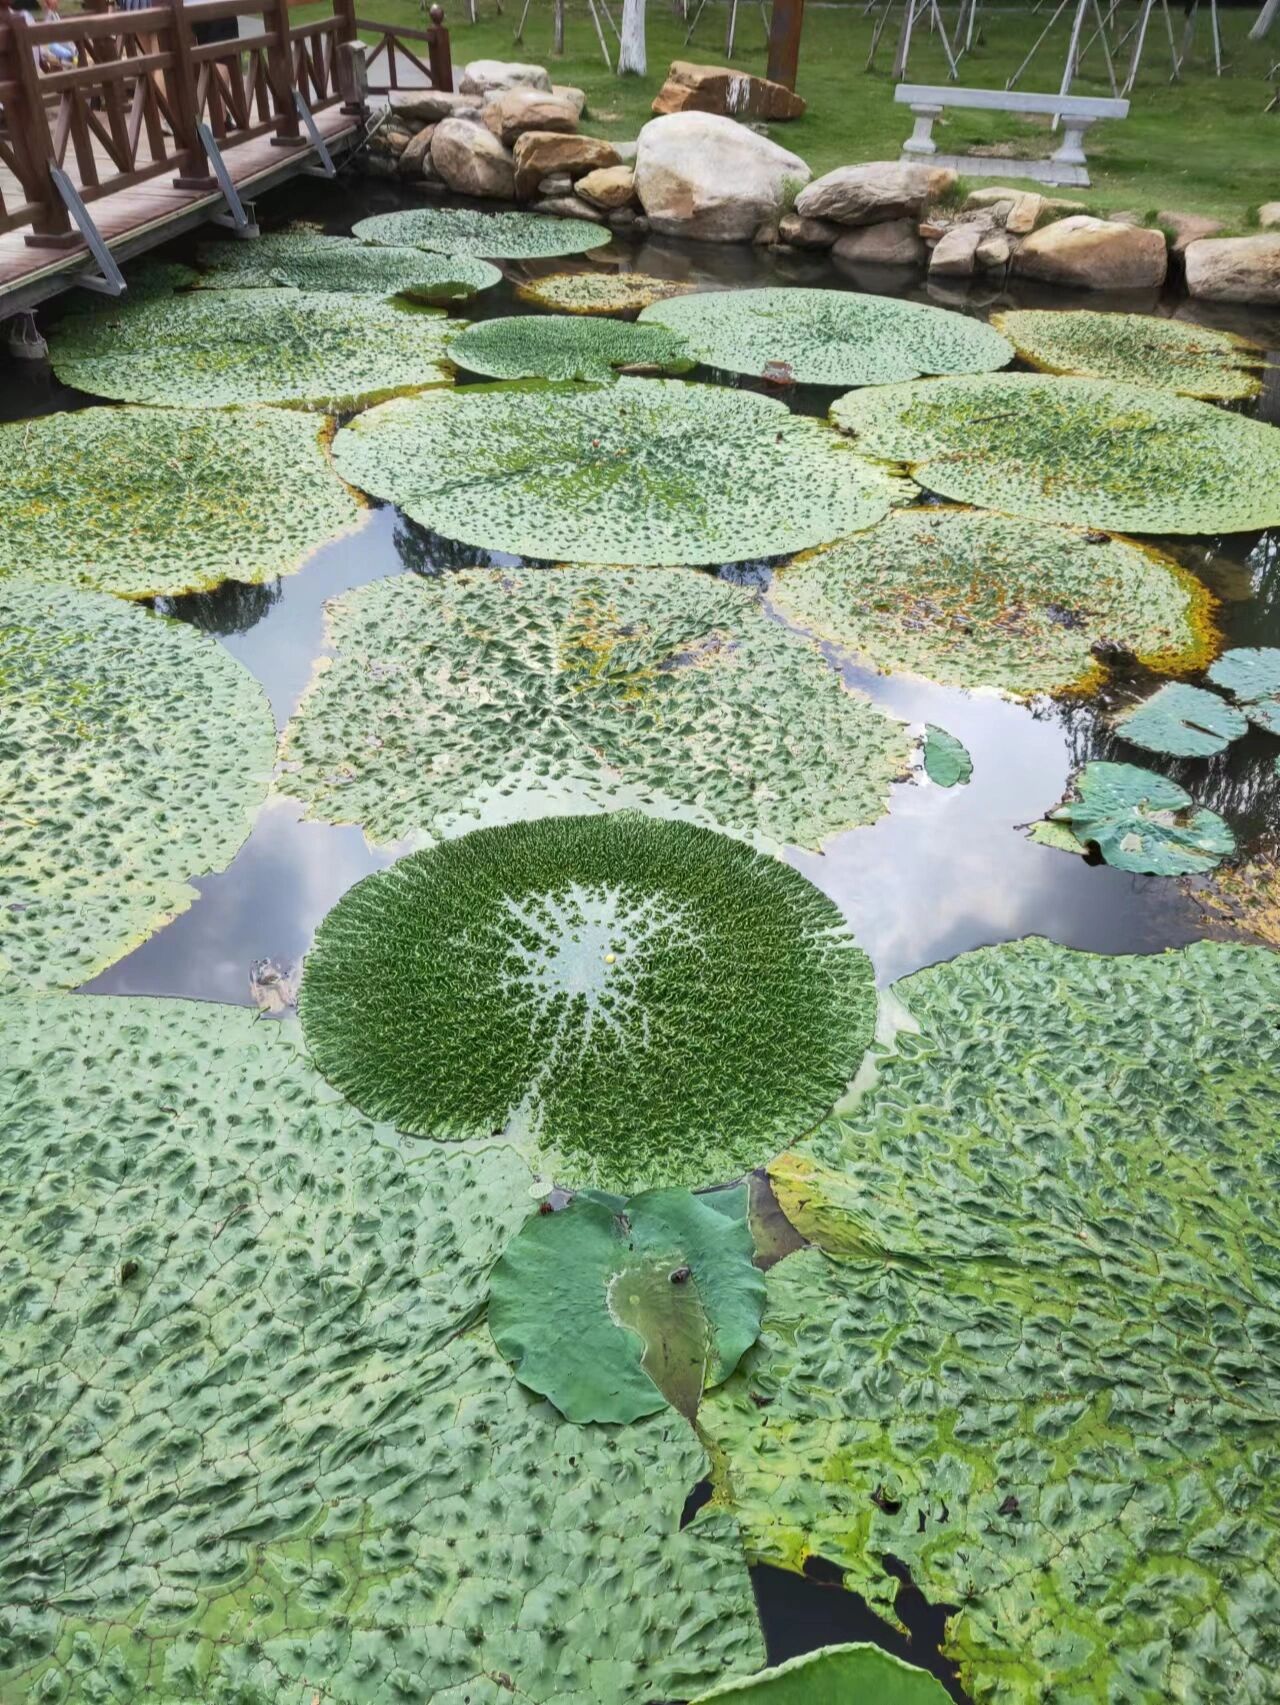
[358,4,451,96]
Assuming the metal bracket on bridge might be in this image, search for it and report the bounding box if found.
[48,167,127,297]
[197,123,260,238]
[294,91,337,178]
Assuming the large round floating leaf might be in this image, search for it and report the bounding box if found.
[0,581,274,991]
[0,405,358,597]
[1042,759,1235,874]
[196,230,501,302]
[49,287,460,409]
[449,313,695,382]
[830,373,1280,534]
[992,307,1265,401]
[352,204,612,258]
[770,507,1210,696]
[333,379,911,564]
[1207,646,1280,734]
[489,1185,765,1423]
[517,269,698,315]
[701,935,1280,1705]
[692,1644,953,1703]
[639,286,1013,387]
[298,813,875,1190]
[0,994,762,1702]
[1114,681,1248,757]
[277,568,911,851]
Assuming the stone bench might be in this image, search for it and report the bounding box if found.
[894,84,1129,188]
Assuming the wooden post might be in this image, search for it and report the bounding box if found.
[167,0,217,186]
[5,11,75,243]
[262,0,304,142]
[333,0,366,112]
[427,4,452,90]
[765,0,804,89]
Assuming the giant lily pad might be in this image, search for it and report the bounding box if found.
[489,1185,765,1422]
[701,935,1280,1705]
[1041,759,1235,874]
[0,405,359,597]
[830,374,1280,534]
[0,993,762,1702]
[449,313,694,382]
[0,580,275,990]
[352,204,612,258]
[277,568,911,851]
[517,270,698,315]
[196,230,501,302]
[333,379,911,564]
[1114,681,1248,757]
[992,308,1265,401]
[49,287,460,409]
[770,507,1210,695]
[639,287,1013,387]
[1207,646,1280,734]
[692,1645,952,1703]
[298,813,876,1190]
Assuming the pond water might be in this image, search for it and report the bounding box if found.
[7,172,1280,1697]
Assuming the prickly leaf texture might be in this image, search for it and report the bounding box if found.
[0,994,762,1702]
[298,813,876,1190]
[276,568,911,850]
[1045,759,1235,874]
[1114,681,1247,757]
[449,313,694,381]
[992,308,1264,401]
[333,379,911,564]
[196,231,501,302]
[516,270,697,315]
[1207,647,1280,735]
[691,1643,952,1702]
[701,937,1280,1705]
[352,205,611,258]
[0,581,274,990]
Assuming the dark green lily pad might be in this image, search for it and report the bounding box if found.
[992,308,1265,401]
[352,205,612,258]
[449,314,694,382]
[1044,759,1235,874]
[1207,647,1280,735]
[692,1644,953,1703]
[1114,681,1248,757]
[922,725,972,786]
[196,231,501,302]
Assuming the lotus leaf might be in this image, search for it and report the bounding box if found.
[701,935,1280,1704]
[1043,759,1235,874]
[298,813,876,1190]
[0,580,275,990]
[639,287,1013,388]
[352,204,612,258]
[830,374,1280,535]
[60,256,196,312]
[489,1185,765,1422]
[1114,681,1248,757]
[0,405,359,597]
[449,313,695,382]
[277,568,911,851]
[0,994,762,1702]
[921,724,972,786]
[1207,646,1280,734]
[49,287,460,409]
[517,270,698,315]
[769,507,1210,695]
[992,308,1265,401]
[691,1644,953,1703]
[333,379,912,564]
[196,231,501,301]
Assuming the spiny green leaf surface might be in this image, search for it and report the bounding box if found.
[1045,759,1235,874]
[448,313,694,382]
[992,308,1265,401]
[298,813,876,1190]
[276,568,911,851]
[1207,647,1280,735]
[352,205,612,258]
[830,373,1280,534]
[0,993,763,1703]
[1114,681,1248,757]
[769,506,1210,695]
[49,288,460,409]
[0,581,274,990]
[489,1185,765,1422]
[195,231,501,302]
[639,287,1013,387]
[691,1643,953,1703]
[921,724,972,786]
[701,936,1280,1705]
[516,270,698,315]
[333,379,912,565]
[0,405,359,598]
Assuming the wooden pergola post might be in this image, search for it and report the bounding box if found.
[766,0,804,89]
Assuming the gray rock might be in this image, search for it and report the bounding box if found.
[397,126,435,177]
[831,219,925,267]
[483,87,580,146]
[633,112,810,243]
[796,161,955,227]
[1158,209,1225,255]
[531,194,607,223]
[1184,234,1280,304]
[1260,202,1280,230]
[458,59,552,96]
[553,83,587,118]
[778,212,841,249]
[537,172,574,198]
[975,231,1012,271]
[928,221,983,276]
[430,117,516,200]
[1012,215,1167,291]
[387,88,483,124]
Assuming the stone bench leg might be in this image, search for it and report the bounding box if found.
[902,102,943,156]
[1050,113,1097,168]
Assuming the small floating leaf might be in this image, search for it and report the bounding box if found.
[1044,759,1234,874]
[517,270,698,315]
[690,1643,952,1703]
[1207,646,1280,734]
[352,205,611,258]
[1114,681,1248,757]
[449,314,695,382]
[196,231,501,302]
[992,308,1265,401]
[922,725,972,787]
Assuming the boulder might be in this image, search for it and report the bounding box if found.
[1158,209,1225,255]
[1259,202,1280,230]
[831,219,925,268]
[1003,192,1044,235]
[537,172,574,197]
[513,132,620,199]
[797,161,955,227]
[430,117,516,200]
[1184,234,1280,304]
[387,88,482,124]
[975,231,1012,271]
[575,165,636,210]
[378,123,414,156]
[531,195,606,223]
[484,87,579,145]
[554,84,587,118]
[650,59,805,121]
[633,112,810,242]
[458,59,551,96]
[965,185,1084,217]
[397,125,435,177]
[778,212,842,249]
[1012,215,1167,290]
[928,221,983,276]
[608,207,647,234]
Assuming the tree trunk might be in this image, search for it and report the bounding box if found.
[617,0,647,73]
[554,0,565,55]
[1250,0,1279,39]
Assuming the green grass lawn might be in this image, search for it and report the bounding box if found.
[331,0,1279,222]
